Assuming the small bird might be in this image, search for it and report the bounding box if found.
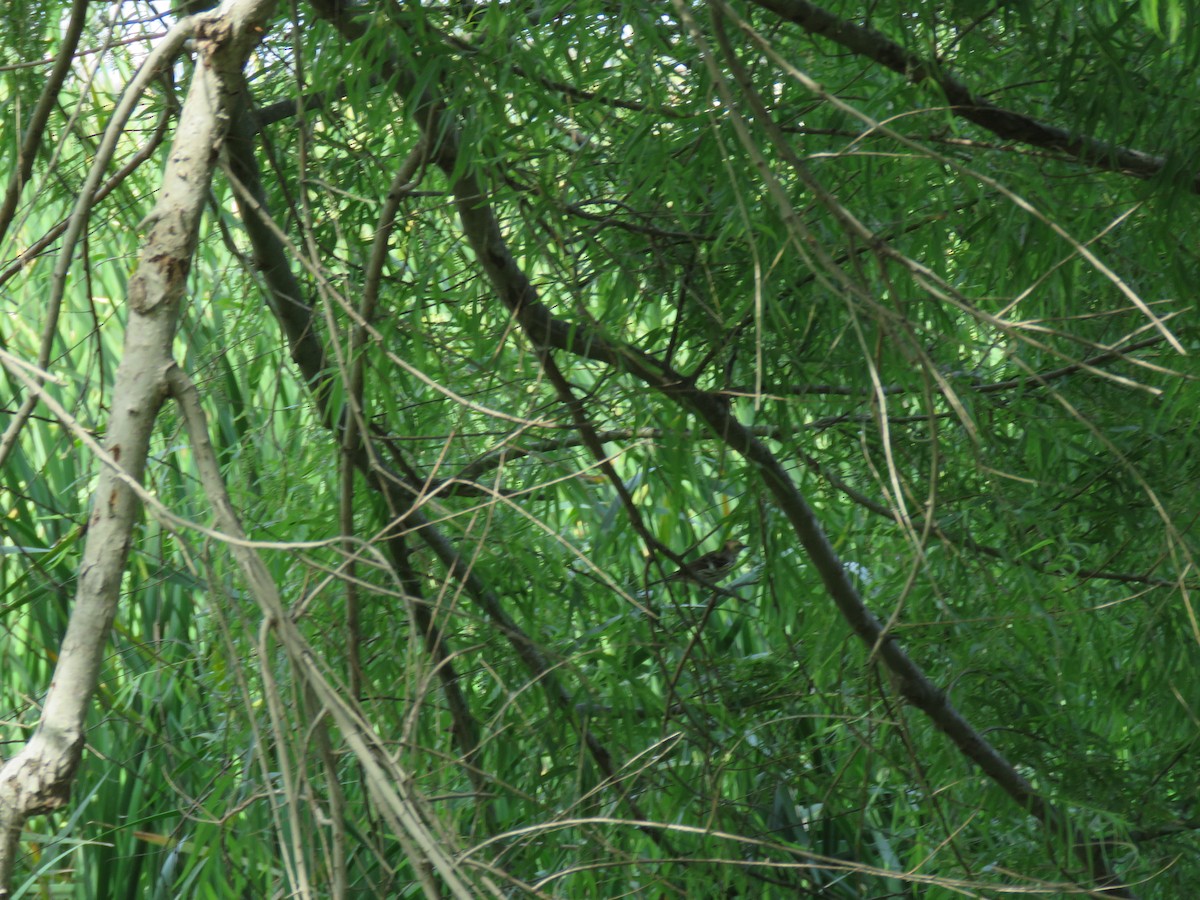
[659,539,747,586]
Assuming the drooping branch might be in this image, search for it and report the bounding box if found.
[221,101,489,769]
[455,154,1138,895]
[164,365,485,899]
[0,0,89,248]
[302,4,1137,893]
[749,0,1195,193]
[219,74,664,825]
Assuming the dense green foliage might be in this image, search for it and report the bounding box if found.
[2,0,1199,895]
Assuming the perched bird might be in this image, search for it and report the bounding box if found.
[659,539,746,586]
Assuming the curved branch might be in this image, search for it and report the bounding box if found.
[749,0,1194,193]
[0,4,276,895]
[0,0,90,247]
[312,8,1140,892]
[0,15,195,471]
[221,77,663,828]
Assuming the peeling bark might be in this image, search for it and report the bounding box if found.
[0,3,277,894]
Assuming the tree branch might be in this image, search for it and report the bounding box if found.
[323,4,1140,888]
[0,3,277,894]
[749,0,1195,192]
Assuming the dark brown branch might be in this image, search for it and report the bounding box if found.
[222,72,664,821]
[222,100,492,771]
[0,0,90,247]
[332,16,1139,894]
[749,0,1195,193]
[974,335,1172,393]
[724,335,1174,399]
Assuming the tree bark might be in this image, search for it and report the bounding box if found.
[0,3,277,894]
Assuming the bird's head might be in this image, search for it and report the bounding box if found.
[724,539,747,556]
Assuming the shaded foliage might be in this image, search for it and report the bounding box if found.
[2,0,1199,896]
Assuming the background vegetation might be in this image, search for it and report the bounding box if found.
[2,0,1198,895]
